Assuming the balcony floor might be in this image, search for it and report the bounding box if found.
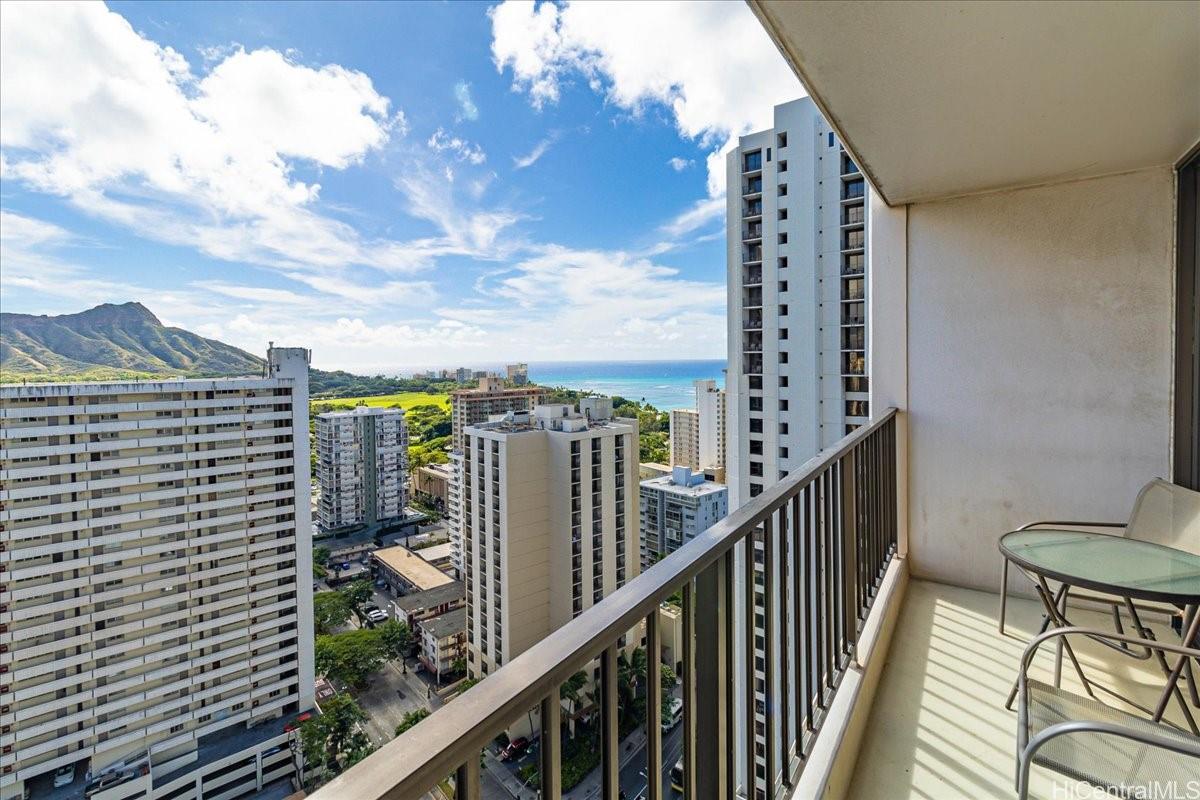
[848,578,1193,800]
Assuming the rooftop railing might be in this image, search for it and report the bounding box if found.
[310,409,899,800]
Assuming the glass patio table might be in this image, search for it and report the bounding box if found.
[999,529,1200,731]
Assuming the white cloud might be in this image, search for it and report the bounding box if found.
[512,135,556,169]
[667,157,693,172]
[659,197,724,238]
[489,0,802,195]
[454,80,480,122]
[0,1,422,275]
[427,127,487,165]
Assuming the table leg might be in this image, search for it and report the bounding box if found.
[1125,601,1199,734]
[1005,580,1072,710]
[1035,576,1095,699]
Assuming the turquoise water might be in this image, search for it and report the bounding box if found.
[528,359,726,411]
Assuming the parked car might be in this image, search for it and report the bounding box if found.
[499,737,530,762]
[284,711,314,732]
[84,771,132,798]
[53,765,74,788]
[364,605,388,624]
[374,579,387,589]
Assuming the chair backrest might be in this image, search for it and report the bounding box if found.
[1124,478,1200,554]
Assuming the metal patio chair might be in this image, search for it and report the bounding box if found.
[1016,626,1200,800]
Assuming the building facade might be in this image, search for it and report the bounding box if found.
[505,363,529,386]
[694,378,727,475]
[638,466,729,570]
[315,406,408,533]
[416,608,467,684]
[412,462,450,511]
[0,347,314,800]
[668,408,700,470]
[726,96,869,508]
[460,403,638,679]
[447,378,547,580]
[726,97,871,794]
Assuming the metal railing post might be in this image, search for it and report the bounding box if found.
[540,693,562,799]
[646,612,663,800]
[695,552,730,800]
[842,450,859,663]
[601,645,619,800]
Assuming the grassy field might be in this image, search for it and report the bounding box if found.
[309,391,450,411]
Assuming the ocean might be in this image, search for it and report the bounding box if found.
[527,359,726,411]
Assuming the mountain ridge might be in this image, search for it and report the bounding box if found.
[1,302,267,380]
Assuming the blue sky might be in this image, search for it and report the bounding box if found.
[0,1,801,372]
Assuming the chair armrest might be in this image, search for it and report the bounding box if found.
[1014,520,1126,532]
[1020,626,1200,678]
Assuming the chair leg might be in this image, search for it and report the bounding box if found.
[999,557,1009,635]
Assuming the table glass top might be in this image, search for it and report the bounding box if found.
[999,529,1200,602]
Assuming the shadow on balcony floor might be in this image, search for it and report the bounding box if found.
[848,579,1190,800]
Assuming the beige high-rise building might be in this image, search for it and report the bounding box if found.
[0,347,314,800]
[449,377,545,451]
[448,377,547,578]
[460,401,638,679]
[668,408,700,470]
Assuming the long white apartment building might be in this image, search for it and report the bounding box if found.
[667,408,700,470]
[0,347,314,800]
[460,399,638,680]
[315,406,408,533]
[447,377,546,580]
[638,466,728,570]
[727,96,869,507]
[726,97,871,789]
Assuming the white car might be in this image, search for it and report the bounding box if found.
[53,765,75,788]
[367,608,389,624]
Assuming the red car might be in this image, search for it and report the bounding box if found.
[499,737,530,762]
[284,711,314,732]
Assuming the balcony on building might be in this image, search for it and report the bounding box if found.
[307,4,1199,800]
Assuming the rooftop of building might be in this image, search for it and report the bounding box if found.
[393,580,465,613]
[413,541,454,563]
[0,374,288,394]
[316,405,405,419]
[450,375,546,398]
[419,462,452,476]
[640,466,727,498]
[419,607,467,640]
[466,400,632,436]
[372,545,454,591]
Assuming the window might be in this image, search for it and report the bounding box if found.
[778,208,787,221]
[743,151,762,172]
[780,447,789,459]
[749,461,763,477]
[780,399,789,411]
[766,147,771,162]
[779,160,787,173]
[780,328,788,340]
[780,423,789,434]
[779,281,788,292]
[778,183,788,196]
[778,232,788,245]
[749,440,763,456]
[828,131,835,147]
[777,132,787,148]
[749,419,763,433]
[779,352,788,364]
[779,376,789,387]
[749,484,763,497]
[779,304,788,316]
[779,257,787,269]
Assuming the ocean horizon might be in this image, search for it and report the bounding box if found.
[528,359,726,411]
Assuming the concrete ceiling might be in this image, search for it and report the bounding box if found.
[749,1,1200,205]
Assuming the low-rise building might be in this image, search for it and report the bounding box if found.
[413,462,451,510]
[413,541,454,572]
[372,545,454,594]
[417,608,467,684]
[638,466,729,570]
[392,581,466,630]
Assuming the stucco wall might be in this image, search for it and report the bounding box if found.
[906,167,1175,589]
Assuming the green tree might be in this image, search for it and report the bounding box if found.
[298,694,370,786]
[451,656,468,676]
[394,707,431,736]
[313,546,331,579]
[377,619,412,660]
[339,579,374,621]
[315,629,387,688]
[313,591,352,635]
[559,670,588,719]
[660,663,678,719]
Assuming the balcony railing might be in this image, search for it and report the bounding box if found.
[312,410,899,800]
